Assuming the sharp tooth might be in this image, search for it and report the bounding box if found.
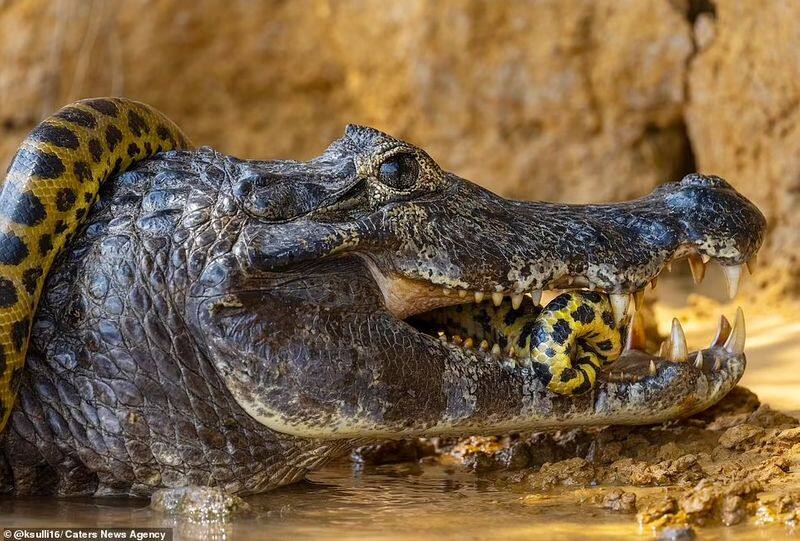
[701,254,711,264]
[649,360,657,376]
[458,289,467,298]
[479,340,489,351]
[721,264,743,299]
[723,306,746,355]
[694,351,704,369]
[666,261,673,273]
[624,310,647,351]
[666,318,688,362]
[452,335,463,345]
[633,291,644,311]
[442,288,451,296]
[492,292,504,306]
[512,294,524,310]
[650,276,659,290]
[609,293,631,325]
[688,254,707,284]
[464,337,474,348]
[439,334,448,342]
[507,346,516,357]
[658,341,667,358]
[714,358,722,370]
[530,289,543,305]
[711,315,732,347]
[474,291,485,303]
[491,343,501,355]
[746,255,757,274]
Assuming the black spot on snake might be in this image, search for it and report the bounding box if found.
[109,157,123,178]
[571,304,595,324]
[84,192,93,204]
[503,309,519,327]
[127,143,140,157]
[75,207,86,220]
[54,220,67,235]
[547,295,570,312]
[105,124,122,151]
[11,148,66,179]
[596,339,614,351]
[601,311,615,327]
[545,347,556,357]
[88,138,103,163]
[86,99,119,117]
[74,161,92,183]
[128,110,149,137]
[144,141,153,154]
[11,318,29,352]
[0,232,29,265]
[38,234,52,257]
[56,188,77,212]
[21,267,42,296]
[551,319,572,344]
[530,362,552,387]
[55,107,97,129]
[7,191,46,226]
[559,367,578,383]
[573,368,592,394]
[156,125,176,146]
[0,278,18,308]
[518,321,536,347]
[29,123,80,150]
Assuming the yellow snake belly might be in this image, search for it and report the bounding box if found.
[0,97,189,430]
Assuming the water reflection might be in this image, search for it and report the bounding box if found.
[1,464,794,540]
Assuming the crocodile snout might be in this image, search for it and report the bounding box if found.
[658,173,767,266]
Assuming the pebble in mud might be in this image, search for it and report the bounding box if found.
[150,486,251,521]
[657,526,697,541]
[602,489,637,513]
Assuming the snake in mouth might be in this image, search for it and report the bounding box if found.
[0,98,764,496]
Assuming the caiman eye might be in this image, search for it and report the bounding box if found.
[378,153,419,190]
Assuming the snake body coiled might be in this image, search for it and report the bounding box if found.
[0,98,189,430]
[417,290,623,395]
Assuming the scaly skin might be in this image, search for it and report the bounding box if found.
[0,98,188,430]
[0,100,766,497]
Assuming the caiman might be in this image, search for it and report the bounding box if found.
[0,98,765,497]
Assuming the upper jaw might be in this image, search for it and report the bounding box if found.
[379,173,765,318]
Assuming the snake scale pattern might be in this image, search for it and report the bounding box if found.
[419,290,622,394]
[0,98,189,431]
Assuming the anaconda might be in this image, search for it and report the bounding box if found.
[0,98,765,496]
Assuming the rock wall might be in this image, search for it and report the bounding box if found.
[0,0,797,274]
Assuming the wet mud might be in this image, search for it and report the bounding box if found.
[354,386,800,535]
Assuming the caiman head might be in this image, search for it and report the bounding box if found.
[180,125,765,439]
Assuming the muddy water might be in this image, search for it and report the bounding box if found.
[2,272,799,540]
[0,464,791,540]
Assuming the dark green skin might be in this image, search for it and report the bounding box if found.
[0,126,765,496]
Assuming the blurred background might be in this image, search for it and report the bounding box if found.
[1,0,799,402]
[2,0,797,268]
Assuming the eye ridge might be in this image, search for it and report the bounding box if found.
[378,153,419,190]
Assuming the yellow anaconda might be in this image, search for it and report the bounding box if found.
[0,98,189,430]
[421,291,623,395]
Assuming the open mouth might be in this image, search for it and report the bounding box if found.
[368,251,751,395]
